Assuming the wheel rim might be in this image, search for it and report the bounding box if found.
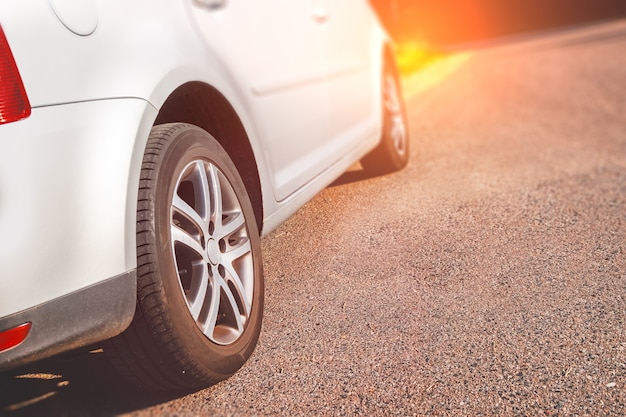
[170,159,254,345]
[384,73,407,157]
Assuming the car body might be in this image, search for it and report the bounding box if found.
[0,0,408,389]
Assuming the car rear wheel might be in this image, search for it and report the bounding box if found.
[106,123,263,390]
[361,50,410,175]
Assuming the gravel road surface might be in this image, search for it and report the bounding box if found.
[2,19,625,417]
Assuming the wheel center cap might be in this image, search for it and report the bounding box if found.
[207,238,221,265]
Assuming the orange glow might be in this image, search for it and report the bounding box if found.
[395,41,445,77]
[401,51,473,99]
[371,1,626,47]
[395,39,473,100]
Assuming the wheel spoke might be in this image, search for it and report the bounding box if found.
[172,194,207,234]
[202,270,221,338]
[201,272,245,337]
[217,275,246,333]
[171,225,206,258]
[225,293,245,334]
[217,212,245,240]
[192,160,211,221]
[208,164,224,226]
[223,238,251,264]
[186,263,210,320]
[222,237,252,312]
[223,267,252,316]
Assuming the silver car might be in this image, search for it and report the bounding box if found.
[0,0,408,390]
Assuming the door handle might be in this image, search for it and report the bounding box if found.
[311,7,328,23]
[311,0,329,23]
[194,0,227,10]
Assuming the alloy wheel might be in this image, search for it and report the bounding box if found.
[170,159,254,345]
[384,73,408,158]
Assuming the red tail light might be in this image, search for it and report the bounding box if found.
[0,25,31,124]
[0,322,32,352]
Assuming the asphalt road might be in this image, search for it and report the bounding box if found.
[2,20,626,417]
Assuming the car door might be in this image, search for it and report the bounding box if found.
[318,1,379,157]
[187,0,338,201]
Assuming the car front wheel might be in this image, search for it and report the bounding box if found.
[361,50,410,175]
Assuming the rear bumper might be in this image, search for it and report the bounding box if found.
[0,98,154,318]
[0,269,136,372]
[0,98,156,371]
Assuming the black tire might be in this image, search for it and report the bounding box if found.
[105,123,264,391]
[361,50,410,175]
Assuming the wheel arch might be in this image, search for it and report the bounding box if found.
[153,82,263,235]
